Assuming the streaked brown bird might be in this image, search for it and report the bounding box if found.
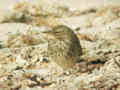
[44,25,82,70]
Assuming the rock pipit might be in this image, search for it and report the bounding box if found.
[43,25,82,70]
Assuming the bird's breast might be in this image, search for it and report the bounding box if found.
[48,40,70,58]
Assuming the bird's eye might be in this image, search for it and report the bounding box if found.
[54,31,60,33]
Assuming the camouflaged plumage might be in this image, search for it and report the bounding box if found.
[47,25,82,70]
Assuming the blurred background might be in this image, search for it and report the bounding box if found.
[0,0,120,11]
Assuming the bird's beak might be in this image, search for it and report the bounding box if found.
[42,29,56,36]
[41,29,53,34]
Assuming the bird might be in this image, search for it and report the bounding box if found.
[43,25,82,70]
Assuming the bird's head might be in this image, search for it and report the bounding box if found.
[43,25,76,40]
